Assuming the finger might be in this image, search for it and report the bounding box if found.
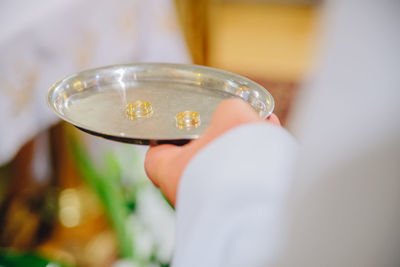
[145,144,181,187]
[199,98,264,144]
[266,113,281,126]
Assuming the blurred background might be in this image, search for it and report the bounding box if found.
[0,0,318,266]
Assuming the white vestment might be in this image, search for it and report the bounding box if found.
[0,0,189,165]
[173,1,400,266]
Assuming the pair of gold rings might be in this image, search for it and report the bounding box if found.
[125,101,200,129]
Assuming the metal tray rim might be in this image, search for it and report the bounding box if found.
[47,62,275,144]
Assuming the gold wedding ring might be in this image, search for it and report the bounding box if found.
[126,100,153,120]
[175,110,201,129]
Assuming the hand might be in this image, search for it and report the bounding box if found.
[145,98,281,206]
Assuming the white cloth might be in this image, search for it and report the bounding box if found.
[173,1,400,266]
[0,0,190,165]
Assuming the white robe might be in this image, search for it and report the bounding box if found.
[0,0,190,165]
[173,1,400,266]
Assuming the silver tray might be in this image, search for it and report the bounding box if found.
[47,63,274,145]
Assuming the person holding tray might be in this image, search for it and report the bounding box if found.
[145,1,400,266]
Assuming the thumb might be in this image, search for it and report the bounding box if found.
[266,113,281,126]
[145,144,181,187]
[197,98,264,145]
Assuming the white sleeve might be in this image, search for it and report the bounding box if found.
[172,1,400,266]
[173,123,297,267]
